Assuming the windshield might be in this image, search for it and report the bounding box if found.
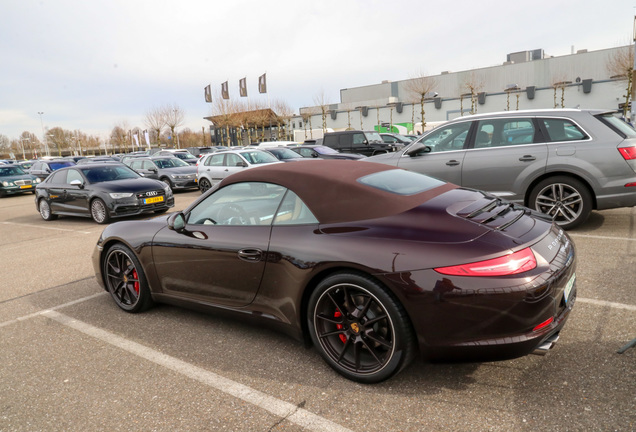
[313,146,339,155]
[241,151,279,164]
[49,161,75,170]
[0,166,27,176]
[154,158,189,168]
[271,148,303,160]
[174,152,197,160]
[80,165,140,183]
[366,132,384,143]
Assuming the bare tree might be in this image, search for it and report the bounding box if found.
[607,45,635,118]
[462,73,484,115]
[144,107,166,146]
[165,103,185,148]
[313,90,330,133]
[405,73,438,130]
[273,99,294,140]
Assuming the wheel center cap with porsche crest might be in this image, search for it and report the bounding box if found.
[350,322,360,334]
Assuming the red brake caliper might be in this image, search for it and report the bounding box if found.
[132,270,140,294]
[334,311,347,343]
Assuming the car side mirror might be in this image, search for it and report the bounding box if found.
[405,143,431,157]
[69,179,84,188]
[149,168,158,173]
[236,161,247,167]
[363,139,369,145]
[168,212,186,232]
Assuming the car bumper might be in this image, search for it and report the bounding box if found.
[109,196,175,218]
[387,227,576,362]
[171,178,198,189]
[1,185,35,195]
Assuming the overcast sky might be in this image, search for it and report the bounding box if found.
[1,0,633,142]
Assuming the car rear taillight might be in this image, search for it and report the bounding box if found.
[618,147,636,160]
[434,247,537,277]
[533,316,554,332]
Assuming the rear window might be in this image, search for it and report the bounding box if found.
[596,113,636,138]
[358,169,445,195]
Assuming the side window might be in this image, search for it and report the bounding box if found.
[225,153,242,167]
[129,160,140,169]
[32,162,42,171]
[205,154,224,167]
[188,182,286,226]
[420,122,471,153]
[47,170,65,184]
[541,118,587,142]
[299,148,313,157]
[475,118,536,148]
[66,169,84,184]
[273,190,318,225]
[352,133,365,145]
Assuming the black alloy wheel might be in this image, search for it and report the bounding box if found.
[199,177,212,194]
[529,176,592,230]
[308,272,416,383]
[103,244,153,313]
[38,198,58,221]
[90,198,110,224]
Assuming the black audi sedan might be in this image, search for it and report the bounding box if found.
[35,163,174,224]
[92,160,576,383]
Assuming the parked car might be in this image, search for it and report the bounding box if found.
[76,156,120,164]
[186,147,217,158]
[35,163,173,224]
[0,165,41,197]
[289,145,366,160]
[92,160,576,383]
[154,149,199,165]
[265,147,312,162]
[323,130,403,156]
[380,133,412,145]
[29,159,76,181]
[123,157,198,191]
[367,109,636,229]
[197,149,280,193]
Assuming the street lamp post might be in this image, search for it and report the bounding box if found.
[37,111,50,156]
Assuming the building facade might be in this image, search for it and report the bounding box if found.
[292,45,633,138]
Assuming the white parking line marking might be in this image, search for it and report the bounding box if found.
[41,310,353,432]
[1,221,94,234]
[577,297,636,311]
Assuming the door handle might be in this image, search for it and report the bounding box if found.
[238,249,263,262]
[446,160,460,166]
[519,155,536,162]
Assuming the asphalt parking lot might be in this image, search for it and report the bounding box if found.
[0,190,634,432]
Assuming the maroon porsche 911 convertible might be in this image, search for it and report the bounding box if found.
[92,160,576,383]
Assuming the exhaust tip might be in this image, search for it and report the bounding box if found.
[532,334,560,356]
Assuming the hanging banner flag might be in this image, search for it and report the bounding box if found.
[221,81,229,99]
[204,84,212,103]
[258,73,267,94]
[144,130,150,147]
[133,133,140,147]
[239,77,247,97]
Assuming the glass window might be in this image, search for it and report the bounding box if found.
[205,154,224,167]
[225,153,243,167]
[47,170,66,184]
[241,151,278,165]
[352,133,365,145]
[358,169,445,195]
[420,122,471,153]
[273,190,318,225]
[188,182,286,226]
[541,118,588,142]
[476,118,535,148]
[596,113,636,138]
[66,169,84,184]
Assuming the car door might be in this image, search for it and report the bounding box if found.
[151,182,287,307]
[395,120,472,186]
[460,117,548,202]
[62,168,91,216]
[43,170,68,212]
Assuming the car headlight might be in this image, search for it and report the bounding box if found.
[109,192,134,199]
[34,178,41,183]
[162,182,173,196]
[2,181,13,187]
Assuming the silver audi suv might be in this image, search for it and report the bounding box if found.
[366,109,636,229]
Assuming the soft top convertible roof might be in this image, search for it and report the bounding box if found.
[217,160,457,224]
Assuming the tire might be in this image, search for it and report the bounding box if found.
[307,272,416,383]
[161,177,173,191]
[90,198,111,224]
[103,243,154,313]
[199,177,211,194]
[38,198,58,221]
[529,176,592,230]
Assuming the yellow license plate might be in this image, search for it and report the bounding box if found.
[20,185,32,189]
[144,196,164,204]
